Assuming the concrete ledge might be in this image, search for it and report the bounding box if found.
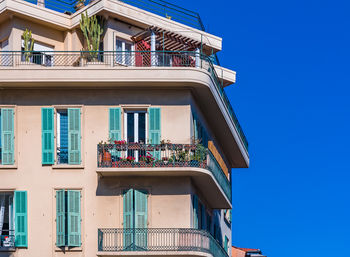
[96,250,212,257]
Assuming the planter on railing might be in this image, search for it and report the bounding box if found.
[97,143,231,202]
[98,228,228,257]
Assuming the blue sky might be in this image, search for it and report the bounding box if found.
[174,0,350,256]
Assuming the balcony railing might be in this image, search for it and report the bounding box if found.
[0,50,248,152]
[98,228,228,257]
[97,143,231,202]
[0,230,15,250]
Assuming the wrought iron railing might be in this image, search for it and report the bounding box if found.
[98,228,228,257]
[0,50,248,152]
[97,143,231,202]
[0,230,15,249]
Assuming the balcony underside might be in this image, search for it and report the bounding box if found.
[97,251,212,257]
[0,67,248,168]
[97,167,231,209]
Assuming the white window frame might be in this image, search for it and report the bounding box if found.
[115,38,134,66]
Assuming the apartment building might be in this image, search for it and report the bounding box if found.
[0,0,249,256]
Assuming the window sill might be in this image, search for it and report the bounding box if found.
[52,165,84,169]
[55,246,82,252]
[0,247,16,252]
[0,165,17,169]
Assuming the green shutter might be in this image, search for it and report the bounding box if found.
[135,189,147,249]
[192,195,199,229]
[123,189,134,250]
[67,190,81,247]
[68,109,81,165]
[42,108,54,164]
[109,108,121,158]
[1,108,14,165]
[109,108,121,141]
[224,236,228,252]
[14,191,27,247]
[56,190,65,247]
[148,108,160,159]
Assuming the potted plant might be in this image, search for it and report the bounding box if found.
[80,12,105,63]
[22,29,34,63]
[74,0,85,11]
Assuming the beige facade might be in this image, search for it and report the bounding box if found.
[0,1,249,257]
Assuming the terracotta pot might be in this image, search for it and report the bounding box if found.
[103,151,111,163]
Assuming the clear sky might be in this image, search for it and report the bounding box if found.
[173,0,350,256]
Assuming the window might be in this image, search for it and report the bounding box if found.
[21,40,54,66]
[0,191,27,249]
[41,108,81,165]
[192,195,210,231]
[0,108,15,165]
[56,190,81,247]
[0,40,12,66]
[192,111,209,147]
[123,189,148,250]
[224,236,229,253]
[116,38,134,66]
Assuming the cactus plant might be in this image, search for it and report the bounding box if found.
[80,12,104,60]
[22,29,34,62]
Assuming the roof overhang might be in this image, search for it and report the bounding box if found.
[0,0,222,52]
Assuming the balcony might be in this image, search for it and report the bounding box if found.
[97,228,228,257]
[97,143,231,208]
[0,230,15,251]
[0,50,248,155]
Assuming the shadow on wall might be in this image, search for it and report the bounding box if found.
[0,89,192,106]
[96,176,192,196]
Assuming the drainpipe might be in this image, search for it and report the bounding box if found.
[151,30,156,66]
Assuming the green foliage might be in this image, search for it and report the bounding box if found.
[79,11,105,60]
[22,29,34,62]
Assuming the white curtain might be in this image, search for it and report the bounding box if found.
[0,195,5,236]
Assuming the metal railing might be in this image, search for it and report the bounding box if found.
[98,228,228,257]
[97,143,231,202]
[0,50,248,152]
[0,230,15,249]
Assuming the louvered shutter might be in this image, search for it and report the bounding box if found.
[109,108,121,158]
[192,195,199,229]
[42,108,54,164]
[123,189,134,250]
[14,191,27,247]
[68,109,81,165]
[148,108,161,160]
[56,190,65,246]
[135,189,147,250]
[67,190,81,247]
[1,108,14,165]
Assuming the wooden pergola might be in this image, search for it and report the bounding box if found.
[131,26,201,52]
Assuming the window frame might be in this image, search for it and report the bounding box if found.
[51,106,84,168]
[115,38,135,66]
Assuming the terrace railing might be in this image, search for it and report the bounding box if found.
[0,50,248,152]
[98,228,228,257]
[97,143,231,202]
